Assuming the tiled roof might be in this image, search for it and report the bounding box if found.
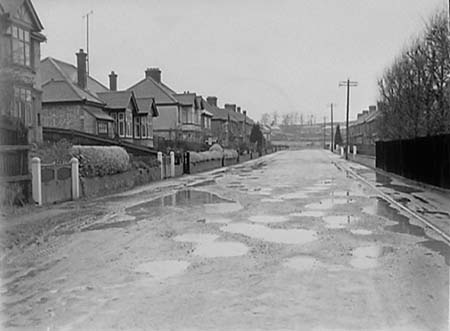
[136,98,159,117]
[97,91,136,110]
[201,110,213,117]
[174,93,196,106]
[41,57,109,95]
[127,76,178,105]
[82,106,114,121]
[40,57,106,104]
[350,109,380,127]
[42,79,104,105]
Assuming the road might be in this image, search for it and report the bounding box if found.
[1,150,449,331]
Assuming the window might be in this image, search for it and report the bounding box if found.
[98,121,108,134]
[134,117,140,139]
[118,113,125,137]
[126,111,132,137]
[147,118,152,138]
[11,25,31,67]
[141,116,147,138]
[13,87,32,126]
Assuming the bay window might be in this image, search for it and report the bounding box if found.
[134,117,141,138]
[118,113,125,137]
[13,87,32,126]
[8,25,31,67]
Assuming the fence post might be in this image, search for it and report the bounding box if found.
[170,151,175,177]
[70,157,79,199]
[157,152,163,179]
[353,145,357,156]
[31,157,42,206]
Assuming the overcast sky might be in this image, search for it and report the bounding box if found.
[35,0,446,122]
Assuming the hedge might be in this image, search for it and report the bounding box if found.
[71,145,130,177]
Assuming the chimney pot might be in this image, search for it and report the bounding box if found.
[145,68,162,83]
[76,49,87,89]
[207,96,217,107]
[237,107,241,113]
[109,71,118,91]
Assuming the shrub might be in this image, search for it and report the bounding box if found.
[71,145,130,177]
[209,143,224,153]
[189,150,223,164]
[31,139,73,164]
[223,149,238,159]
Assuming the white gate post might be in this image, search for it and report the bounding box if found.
[157,152,163,179]
[31,157,42,206]
[170,151,175,178]
[353,145,357,156]
[70,157,79,199]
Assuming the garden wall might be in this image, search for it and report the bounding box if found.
[224,157,239,167]
[189,159,223,174]
[80,167,161,198]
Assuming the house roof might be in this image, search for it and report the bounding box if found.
[42,79,104,105]
[127,76,178,105]
[201,110,213,117]
[349,109,380,127]
[82,106,114,121]
[174,93,196,106]
[97,90,140,112]
[41,57,109,95]
[0,0,44,31]
[136,98,159,117]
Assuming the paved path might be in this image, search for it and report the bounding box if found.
[1,150,449,330]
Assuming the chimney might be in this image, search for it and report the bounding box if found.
[368,105,377,113]
[362,110,369,116]
[76,49,87,89]
[243,110,247,117]
[237,106,241,113]
[224,104,236,112]
[207,96,217,107]
[109,71,118,91]
[145,68,162,83]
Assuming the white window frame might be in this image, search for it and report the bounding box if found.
[118,113,125,137]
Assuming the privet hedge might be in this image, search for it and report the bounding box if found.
[71,145,130,177]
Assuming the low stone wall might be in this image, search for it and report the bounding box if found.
[224,157,238,167]
[189,159,223,174]
[80,167,161,198]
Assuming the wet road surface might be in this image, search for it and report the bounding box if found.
[1,150,449,330]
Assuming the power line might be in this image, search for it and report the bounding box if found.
[339,79,358,160]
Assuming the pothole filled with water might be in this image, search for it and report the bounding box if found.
[127,190,234,217]
[350,229,373,235]
[284,256,322,272]
[305,198,351,210]
[193,242,249,258]
[248,215,290,224]
[204,202,243,214]
[277,192,309,200]
[173,233,219,243]
[221,223,317,245]
[323,215,356,229]
[290,211,326,218]
[350,246,394,270]
[134,260,190,280]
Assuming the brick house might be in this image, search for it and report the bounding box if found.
[40,51,114,137]
[199,97,213,144]
[0,0,46,144]
[348,105,380,155]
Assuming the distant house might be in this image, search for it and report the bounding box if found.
[261,124,272,144]
[0,0,46,143]
[348,105,380,155]
[199,97,213,144]
[204,96,254,149]
[128,68,181,141]
[40,51,158,146]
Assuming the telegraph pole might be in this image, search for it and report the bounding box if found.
[329,103,334,152]
[83,10,93,75]
[323,116,326,149]
[339,79,358,160]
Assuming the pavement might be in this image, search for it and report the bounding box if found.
[1,149,449,330]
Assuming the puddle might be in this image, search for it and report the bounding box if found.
[350,246,394,269]
[248,188,272,196]
[375,173,423,193]
[385,222,426,237]
[82,219,137,232]
[193,241,249,257]
[190,179,216,187]
[278,192,309,200]
[261,198,284,203]
[248,215,290,224]
[134,260,189,280]
[221,223,317,245]
[204,202,243,214]
[173,233,219,243]
[127,190,233,216]
[413,195,430,205]
[323,215,355,229]
[284,256,322,272]
[350,229,373,235]
[420,240,450,266]
[206,217,234,224]
[290,211,326,218]
[305,198,351,210]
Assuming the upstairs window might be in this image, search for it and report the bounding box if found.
[13,87,32,126]
[10,25,31,67]
[118,113,125,137]
[141,116,147,138]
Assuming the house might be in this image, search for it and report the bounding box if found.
[40,51,158,146]
[0,0,46,144]
[348,105,380,155]
[97,89,158,147]
[261,124,272,144]
[172,92,203,143]
[199,97,212,144]
[128,68,181,141]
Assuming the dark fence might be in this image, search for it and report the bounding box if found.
[376,134,450,189]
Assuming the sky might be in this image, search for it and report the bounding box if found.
[34,0,446,122]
